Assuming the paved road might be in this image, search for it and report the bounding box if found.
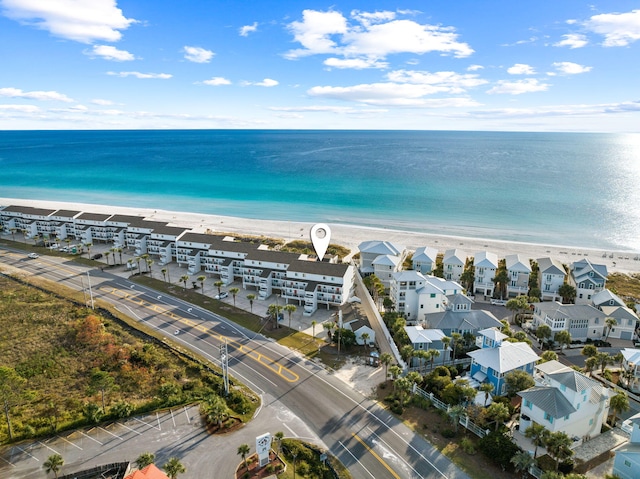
[0,248,471,479]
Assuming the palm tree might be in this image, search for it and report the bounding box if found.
[115,247,123,265]
[135,256,142,272]
[536,324,552,348]
[585,356,598,376]
[479,382,494,406]
[493,264,509,299]
[558,283,576,304]
[400,344,415,364]
[214,280,224,296]
[361,332,370,348]
[380,352,393,379]
[450,332,462,361]
[237,443,251,469]
[554,330,571,351]
[139,253,149,272]
[510,451,534,479]
[135,452,155,469]
[609,390,630,427]
[441,336,451,364]
[105,251,111,266]
[180,274,190,290]
[311,320,317,339]
[85,242,93,259]
[163,457,186,479]
[43,453,64,478]
[389,365,402,391]
[202,394,227,428]
[247,293,256,313]
[544,431,573,471]
[274,431,284,455]
[267,304,283,328]
[284,304,297,328]
[448,404,466,433]
[323,321,335,342]
[197,275,206,293]
[146,258,154,278]
[395,377,412,407]
[604,317,618,341]
[229,287,240,306]
[540,350,559,363]
[595,351,613,373]
[486,401,510,431]
[426,349,439,371]
[161,267,168,282]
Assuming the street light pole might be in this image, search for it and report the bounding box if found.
[87,271,94,309]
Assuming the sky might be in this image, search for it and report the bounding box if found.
[1,0,640,131]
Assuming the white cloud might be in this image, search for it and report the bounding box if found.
[467,64,484,71]
[201,77,231,86]
[239,22,258,36]
[324,57,388,69]
[584,9,640,46]
[307,82,480,107]
[183,46,214,63]
[1,0,136,43]
[86,44,135,61]
[554,33,588,49]
[507,63,536,75]
[270,105,385,114]
[107,71,172,79]
[91,98,114,105]
[242,78,278,87]
[552,61,592,75]
[285,9,473,65]
[386,70,488,91]
[0,87,73,102]
[486,79,550,95]
[0,104,40,112]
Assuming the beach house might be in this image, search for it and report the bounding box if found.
[424,301,503,337]
[600,305,638,340]
[569,258,608,305]
[505,254,531,297]
[442,248,467,282]
[620,348,640,394]
[518,360,611,441]
[532,301,607,341]
[371,254,401,288]
[389,271,463,324]
[357,240,404,275]
[0,204,57,242]
[613,412,640,479]
[537,257,566,302]
[473,251,498,298]
[404,325,448,366]
[412,246,439,274]
[468,335,539,395]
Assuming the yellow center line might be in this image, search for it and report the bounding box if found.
[351,433,401,479]
[99,286,299,382]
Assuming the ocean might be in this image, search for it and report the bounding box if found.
[1,129,639,252]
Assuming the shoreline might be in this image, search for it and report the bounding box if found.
[2,197,639,275]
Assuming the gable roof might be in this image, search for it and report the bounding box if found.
[467,341,539,373]
[592,289,625,307]
[519,386,577,419]
[536,360,600,392]
[358,240,403,256]
[443,248,467,266]
[505,254,531,273]
[534,302,607,322]
[601,305,638,323]
[474,251,498,269]
[621,348,640,365]
[571,258,607,281]
[372,254,400,267]
[537,257,566,276]
[124,464,169,479]
[413,246,439,263]
[478,327,508,342]
[405,326,445,344]
[427,309,502,332]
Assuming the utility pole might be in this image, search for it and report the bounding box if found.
[220,340,229,396]
[87,272,94,309]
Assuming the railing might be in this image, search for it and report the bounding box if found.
[412,384,490,438]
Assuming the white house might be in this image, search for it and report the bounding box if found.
[600,306,638,341]
[345,319,375,346]
[357,240,404,275]
[569,258,608,305]
[505,254,531,297]
[389,271,463,324]
[532,302,607,341]
[372,254,401,288]
[537,257,566,302]
[592,289,626,309]
[412,246,439,274]
[404,326,447,366]
[518,360,611,441]
[613,412,640,479]
[443,248,467,282]
[620,349,640,394]
[473,251,498,297]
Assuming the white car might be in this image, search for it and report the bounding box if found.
[490,298,508,306]
[215,292,229,300]
[27,253,40,259]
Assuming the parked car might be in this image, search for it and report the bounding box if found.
[91,253,103,260]
[490,298,507,306]
[59,247,69,252]
[27,252,40,259]
[215,292,229,300]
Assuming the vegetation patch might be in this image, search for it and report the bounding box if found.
[0,274,258,444]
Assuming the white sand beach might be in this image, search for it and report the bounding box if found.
[2,197,639,275]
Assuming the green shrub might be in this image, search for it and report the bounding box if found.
[460,437,476,455]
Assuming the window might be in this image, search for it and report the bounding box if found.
[524,399,532,409]
[625,460,631,467]
[544,412,554,424]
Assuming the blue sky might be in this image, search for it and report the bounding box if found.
[1,0,639,131]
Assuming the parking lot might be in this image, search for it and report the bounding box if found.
[0,405,204,478]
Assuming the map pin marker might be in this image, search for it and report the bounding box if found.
[310,223,331,261]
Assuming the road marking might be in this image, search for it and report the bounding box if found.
[80,431,103,445]
[99,286,299,382]
[184,406,191,424]
[0,455,16,467]
[351,433,401,479]
[56,435,83,450]
[118,422,142,435]
[337,440,375,478]
[170,409,176,428]
[13,445,39,461]
[283,423,297,437]
[37,441,60,454]
[365,427,424,479]
[98,426,123,440]
[133,416,161,431]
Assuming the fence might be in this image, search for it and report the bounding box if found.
[412,384,490,438]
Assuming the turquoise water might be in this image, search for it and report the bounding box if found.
[1,129,639,251]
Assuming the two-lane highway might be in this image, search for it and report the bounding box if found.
[0,249,471,479]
